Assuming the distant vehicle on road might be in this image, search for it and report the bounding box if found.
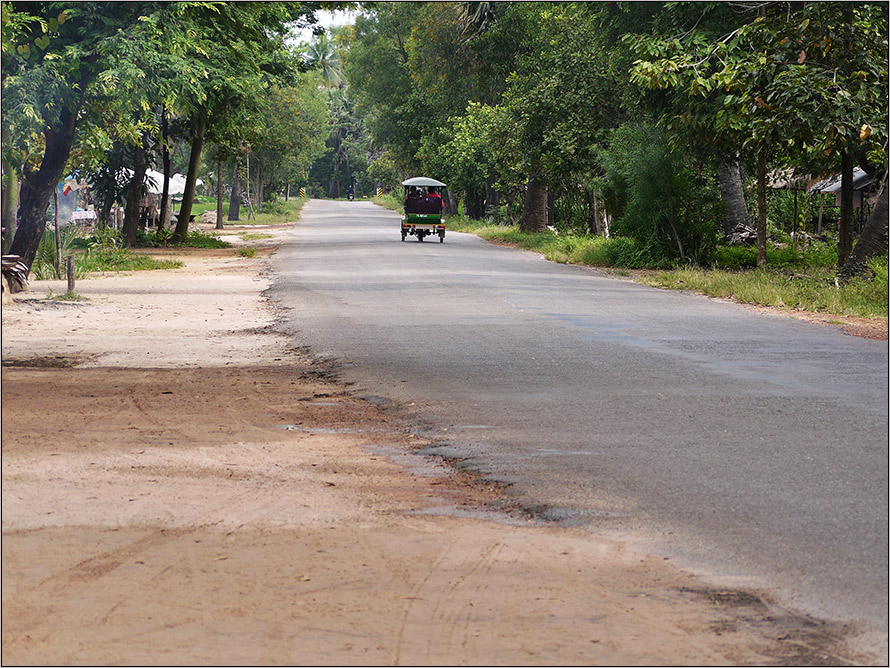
[401,177,446,243]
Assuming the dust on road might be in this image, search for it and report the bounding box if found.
[1,226,876,665]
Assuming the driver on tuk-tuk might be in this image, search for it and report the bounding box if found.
[404,186,420,211]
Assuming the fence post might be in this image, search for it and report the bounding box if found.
[67,256,75,293]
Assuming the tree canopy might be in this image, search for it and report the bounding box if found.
[2,1,886,278]
[334,1,887,271]
[1,1,333,263]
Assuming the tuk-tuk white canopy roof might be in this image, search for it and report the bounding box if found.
[402,177,446,187]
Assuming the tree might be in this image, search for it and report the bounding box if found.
[304,32,343,89]
[840,186,888,281]
[2,2,326,263]
[629,1,888,268]
[171,3,314,240]
[492,4,627,231]
[2,2,145,268]
[252,76,329,206]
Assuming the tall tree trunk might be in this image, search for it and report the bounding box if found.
[716,159,751,240]
[159,107,171,230]
[666,191,686,261]
[485,176,500,217]
[174,114,206,242]
[444,190,459,216]
[256,159,265,214]
[99,197,113,230]
[465,190,485,219]
[11,105,78,270]
[584,188,600,235]
[215,159,224,230]
[329,155,341,199]
[53,189,61,278]
[517,177,548,232]
[839,185,888,281]
[837,150,855,269]
[229,159,242,221]
[2,164,18,254]
[755,148,768,268]
[123,139,148,247]
[329,137,342,199]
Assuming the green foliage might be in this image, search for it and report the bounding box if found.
[450,220,887,317]
[494,4,626,187]
[638,264,888,319]
[259,195,290,216]
[628,2,888,177]
[238,247,258,258]
[253,74,330,201]
[366,151,399,190]
[713,240,840,271]
[65,227,182,273]
[30,225,82,280]
[3,1,324,264]
[176,230,229,249]
[599,122,720,264]
[419,102,501,216]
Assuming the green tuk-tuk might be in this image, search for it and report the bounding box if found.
[401,177,446,242]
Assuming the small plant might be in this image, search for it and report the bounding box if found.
[51,290,87,301]
[45,288,87,301]
[238,246,257,258]
[149,227,176,246]
[31,225,82,279]
[181,230,230,248]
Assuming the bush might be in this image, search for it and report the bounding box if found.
[31,225,82,280]
[599,122,721,265]
[260,195,289,215]
[180,230,230,248]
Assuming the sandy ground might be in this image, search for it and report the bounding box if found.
[1,223,882,666]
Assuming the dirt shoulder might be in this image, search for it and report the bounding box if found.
[1,225,881,665]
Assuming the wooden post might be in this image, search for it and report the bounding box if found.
[215,159,224,230]
[66,255,75,293]
[817,193,824,235]
[54,189,62,279]
[246,154,253,220]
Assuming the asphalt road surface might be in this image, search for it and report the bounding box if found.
[270,199,888,641]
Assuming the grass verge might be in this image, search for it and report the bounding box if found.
[193,197,306,226]
[441,215,888,320]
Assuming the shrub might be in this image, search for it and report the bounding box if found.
[31,225,82,279]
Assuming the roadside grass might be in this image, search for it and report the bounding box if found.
[238,247,258,258]
[35,197,311,280]
[442,215,888,320]
[76,250,182,274]
[192,197,306,226]
[638,263,888,319]
[239,232,275,241]
[375,191,404,213]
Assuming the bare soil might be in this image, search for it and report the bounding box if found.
[1,224,880,665]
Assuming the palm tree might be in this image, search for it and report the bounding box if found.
[304,33,343,90]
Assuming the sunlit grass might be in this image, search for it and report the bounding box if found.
[191,197,306,226]
[443,216,888,320]
[638,264,888,319]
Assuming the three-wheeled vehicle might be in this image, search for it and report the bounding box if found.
[401,177,446,242]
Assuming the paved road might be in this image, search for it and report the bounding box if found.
[270,199,888,640]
